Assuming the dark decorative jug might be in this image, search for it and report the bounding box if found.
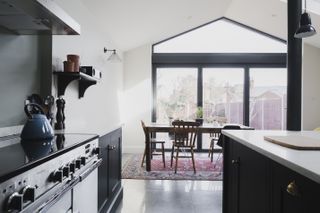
[20,103,54,141]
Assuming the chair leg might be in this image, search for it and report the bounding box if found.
[141,147,146,167]
[209,139,215,162]
[210,141,214,163]
[170,144,174,167]
[150,144,154,160]
[191,148,196,174]
[174,148,179,173]
[208,140,213,157]
[161,143,166,168]
[214,152,222,168]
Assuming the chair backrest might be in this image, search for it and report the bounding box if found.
[222,125,241,130]
[217,124,241,147]
[141,120,148,136]
[172,121,200,147]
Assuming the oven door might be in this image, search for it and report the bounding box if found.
[72,169,98,213]
[26,159,102,213]
[45,190,72,213]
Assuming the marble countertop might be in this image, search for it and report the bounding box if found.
[222,130,320,184]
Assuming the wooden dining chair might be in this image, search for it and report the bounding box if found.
[140,120,166,168]
[216,125,241,147]
[170,120,200,173]
[208,132,221,162]
[211,125,241,165]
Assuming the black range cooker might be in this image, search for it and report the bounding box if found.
[0,133,101,213]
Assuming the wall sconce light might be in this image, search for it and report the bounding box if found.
[294,0,316,38]
[103,47,121,62]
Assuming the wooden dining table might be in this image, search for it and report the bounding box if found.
[144,122,253,171]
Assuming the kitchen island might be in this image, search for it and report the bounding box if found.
[222,130,320,213]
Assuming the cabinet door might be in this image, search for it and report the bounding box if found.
[108,129,122,196]
[223,137,271,213]
[272,162,320,213]
[235,142,271,213]
[223,136,238,213]
[98,134,110,210]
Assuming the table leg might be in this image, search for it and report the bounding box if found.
[146,131,151,171]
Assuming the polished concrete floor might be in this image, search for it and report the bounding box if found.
[115,179,222,213]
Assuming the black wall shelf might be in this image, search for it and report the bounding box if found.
[53,72,99,98]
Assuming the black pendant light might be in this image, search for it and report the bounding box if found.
[294,0,316,38]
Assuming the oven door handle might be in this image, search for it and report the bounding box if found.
[79,158,102,182]
[33,178,80,213]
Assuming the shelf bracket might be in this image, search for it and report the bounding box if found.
[56,74,80,97]
[53,72,99,99]
[79,80,97,98]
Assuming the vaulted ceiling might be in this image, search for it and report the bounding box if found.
[79,0,320,51]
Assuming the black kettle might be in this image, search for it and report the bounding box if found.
[20,103,54,141]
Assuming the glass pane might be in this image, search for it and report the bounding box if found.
[154,19,286,53]
[156,68,198,123]
[203,68,244,125]
[249,68,287,130]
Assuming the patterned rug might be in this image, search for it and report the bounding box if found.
[122,153,223,181]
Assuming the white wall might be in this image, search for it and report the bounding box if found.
[302,43,320,130]
[122,44,152,153]
[52,0,123,136]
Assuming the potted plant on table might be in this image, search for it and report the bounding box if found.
[195,107,204,125]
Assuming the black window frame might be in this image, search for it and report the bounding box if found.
[152,53,287,126]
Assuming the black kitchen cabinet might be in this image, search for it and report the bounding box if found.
[223,135,320,213]
[223,136,271,213]
[272,162,320,213]
[98,128,123,213]
[98,134,110,210]
[108,130,122,197]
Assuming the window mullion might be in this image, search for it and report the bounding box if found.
[244,66,250,126]
[197,67,203,107]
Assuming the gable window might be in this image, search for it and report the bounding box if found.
[152,18,287,151]
[154,19,286,53]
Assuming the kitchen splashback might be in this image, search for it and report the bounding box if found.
[0,33,52,129]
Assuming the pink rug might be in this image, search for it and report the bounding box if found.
[122,154,223,181]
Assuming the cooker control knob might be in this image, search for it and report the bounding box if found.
[22,185,35,202]
[51,170,63,182]
[92,147,100,155]
[69,162,76,173]
[81,156,86,165]
[75,159,81,169]
[6,192,23,211]
[62,166,70,178]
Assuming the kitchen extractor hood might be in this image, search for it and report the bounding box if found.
[0,0,80,35]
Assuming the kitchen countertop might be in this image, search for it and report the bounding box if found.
[222,130,320,184]
[0,133,98,183]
